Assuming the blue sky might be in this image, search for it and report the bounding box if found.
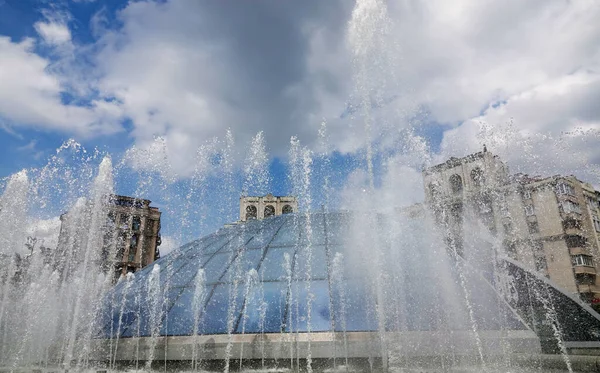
[1,0,599,251]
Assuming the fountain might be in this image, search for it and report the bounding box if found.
[1,0,600,372]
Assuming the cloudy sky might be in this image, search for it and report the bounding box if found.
[1,0,600,250]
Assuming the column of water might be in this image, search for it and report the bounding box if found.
[289,137,314,372]
[0,171,29,365]
[145,264,163,369]
[64,157,115,368]
[283,252,294,371]
[331,252,349,370]
[239,269,259,369]
[112,273,134,369]
[191,268,206,371]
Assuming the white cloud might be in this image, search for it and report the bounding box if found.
[439,71,600,183]
[26,216,61,250]
[34,21,72,45]
[157,235,180,256]
[0,36,124,136]
[0,0,599,179]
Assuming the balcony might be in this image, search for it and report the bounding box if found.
[577,284,600,294]
[563,218,583,235]
[574,266,597,275]
[569,247,587,256]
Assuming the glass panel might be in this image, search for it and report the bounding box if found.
[325,213,350,245]
[121,285,176,337]
[288,280,331,332]
[236,249,264,277]
[203,253,235,284]
[236,281,287,333]
[270,218,299,247]
[168,253,208,287]
[245,229,276,250]
[294,246,328,280]
[333,278,376,332]
[200,284,243,335]
[203,233,238,255]
[259,247,296,282]
[161,286,203,336]
[221,249,265,284]
[298,214,326,246]
[132,216,141,231]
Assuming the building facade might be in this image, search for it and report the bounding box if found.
[239,194,297,222]
[423,149,600,305]
[104,195,162,281]
[57,194,161,283]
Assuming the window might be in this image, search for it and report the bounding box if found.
[502,219,512,234]
[561,200,581,214]
[593,216,600,233]
[556,182,575,196]
[573,254,593,267]
[528,221,539,234]
[586,197,597,212]
[524,205,535,216]
[498,194,510,217]
[504,242,517,258]
[563,217,582,230]
[428,183,440,199]
[449,174,463,195]
[264,205,275,218]
[129,234,138,262]
[132,216,141,231]
[282,205,294,214]
[565,235,587,248]
[471,168,485,187]
[450,203,463,221]
[245,205,257,220]
[576,274,595,285]
[535,254,547,272]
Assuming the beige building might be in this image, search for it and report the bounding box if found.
[239,194,297,222]
[423,149,600,305]
[57,194,161,283]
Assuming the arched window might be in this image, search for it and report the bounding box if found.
[246,205,257,220]
[428,183,440,199]
[450,174,463,195]
[264,205,275,218]
[471,168,485,187]
[282,205,294,214]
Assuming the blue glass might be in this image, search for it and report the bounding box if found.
[200,284,243,335]
[203,232,240,254]
[203,252,235,284]
[236,281,287,333]
[234,248,265,278]
[324,213,350,245]
[167,252,206,287]
[289,280,331,332]
[269,218,299,247]
[259,247,296,281]
[333,279,377,332]
[294,245,328,280]
[161,287,199,336]
[298,214,326,246]
[97,212,539,340]
[245,219,284,250]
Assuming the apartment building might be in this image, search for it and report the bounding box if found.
[57,194,161,283]
[423,149,600,305]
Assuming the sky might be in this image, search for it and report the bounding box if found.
[1,0,600,253]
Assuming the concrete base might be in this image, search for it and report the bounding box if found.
[88,330,540,364]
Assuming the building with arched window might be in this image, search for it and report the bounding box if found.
[239,194,298,222]
[423,148,600,308]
